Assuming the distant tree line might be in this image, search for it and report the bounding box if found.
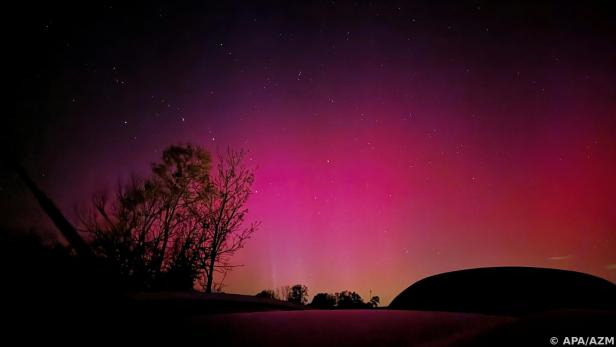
[255,284,308,304]
[256,284,379,308]
[80,144,259,292]
[312,290,380,309]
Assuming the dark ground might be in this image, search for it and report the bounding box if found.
[2,230,615,346]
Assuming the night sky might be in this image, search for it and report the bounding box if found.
[5,1,616,304]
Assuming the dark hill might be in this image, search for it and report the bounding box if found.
[389,267,616,315]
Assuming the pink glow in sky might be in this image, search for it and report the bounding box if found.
[216,80,616,304]
[6,2,616,305]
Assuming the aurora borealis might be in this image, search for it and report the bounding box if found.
[5,1,616,304]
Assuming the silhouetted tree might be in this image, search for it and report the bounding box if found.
[255,289,277,300]
[370,296,380,308]
[150,144,212,288]
[288,284,309,304]
[198,148,259,293]
[83,176,169,289]
[336,290,369,308]
[310,292,336,308]
[81,144,258,291]
[276,285,291,302]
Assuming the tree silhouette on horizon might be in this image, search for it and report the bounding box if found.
[310,292,337,308]
[80,143,258,291]
[287,284,309,305]
[199,148,260,293]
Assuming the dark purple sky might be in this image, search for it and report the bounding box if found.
[5,1,616,303]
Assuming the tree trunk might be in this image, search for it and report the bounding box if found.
[205,253,216,293]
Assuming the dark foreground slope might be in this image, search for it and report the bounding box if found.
[2,233,614,346]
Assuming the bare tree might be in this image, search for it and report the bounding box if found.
[276,285,291,302]
[81,176,163,288]
[80,144,258,292]
[81,144,212,290]
[150,144,212,287]
[198,148,259,293]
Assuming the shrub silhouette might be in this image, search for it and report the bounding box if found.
[310,293,336,308]
[369,295,380,308]
[336,290,372,309]
[255,289,277,300]
[308,291,378,309]
[287,284,309,304]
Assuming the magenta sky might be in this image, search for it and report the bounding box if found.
[6,1,616,304]
[211,68,616,304]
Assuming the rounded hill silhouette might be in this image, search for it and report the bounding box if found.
[389,266,616,315]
